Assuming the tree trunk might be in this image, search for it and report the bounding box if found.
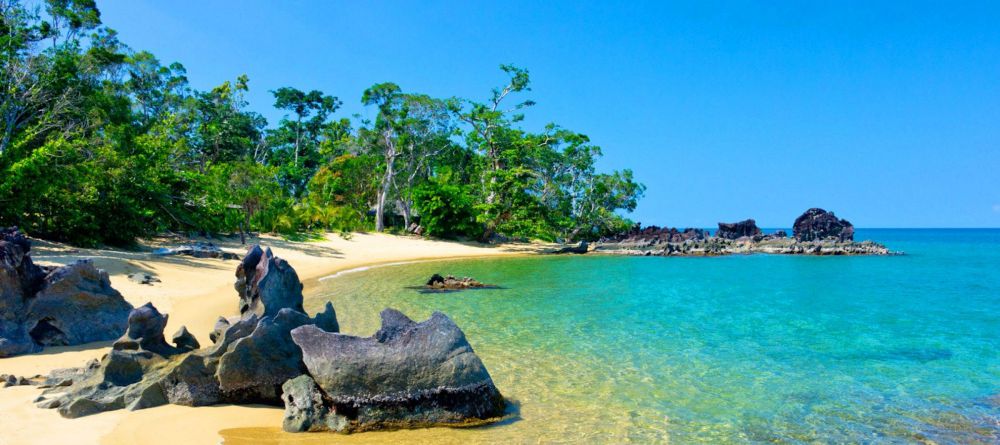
[376,160,394,232]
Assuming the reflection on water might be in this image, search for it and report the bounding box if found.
[224,230,1000,444]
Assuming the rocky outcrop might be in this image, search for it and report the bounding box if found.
[424,274,496,291]
[602,224,707,245]
[235,245,304,318]
[286,309,506,433]
[152,242,240,260]
[35,245,337,417]
[553,241,589,254]
[592,210,890,256]
[34,244,506,435]
[793,208,854,242]
[0,227,132,357]
[715,219,762,240]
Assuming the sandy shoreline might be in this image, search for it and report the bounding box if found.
[0,232,542,445]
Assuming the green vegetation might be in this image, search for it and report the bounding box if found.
[0,0,644,246]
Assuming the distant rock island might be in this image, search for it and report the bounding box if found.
[588,208,892,256]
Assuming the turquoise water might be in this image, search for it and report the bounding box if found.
[304,229,1000,444]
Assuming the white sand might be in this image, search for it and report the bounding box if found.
[0,232,540,445]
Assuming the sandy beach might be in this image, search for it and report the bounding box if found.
[0,233,540,445]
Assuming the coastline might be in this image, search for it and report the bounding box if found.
[0,232,544,445]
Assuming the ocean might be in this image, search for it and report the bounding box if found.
[237,229,1000,444]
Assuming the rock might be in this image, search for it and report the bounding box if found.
[426,274,445,286]
[113,303,176,356]
[39,246,343,419]
[209,317,231,344]
[792,208,855,242]
[289,309,506,433]
[424,275,495,291]
[281,375,342,433]
[312,302,339,333]
[1,229,132,357]
[216,308,312,404]
[715,219,762,240]
[235,246,303,319]
[553,241,589,254]
[127,272,160,285]
[171,326,200,351]
[152,242,239,260]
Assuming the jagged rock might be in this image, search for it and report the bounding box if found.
[1,228,132,357]
[113,303,176,356]
[127,272,160,285]
[281,375,344,433]
[715,219,762,240]
[289,309,506,433]
[152,242,239,260]
[39,246,342,419]
[216,308,312,404]
[793,208,855,242]
[423,275,495,292]
[235,246,303,318]
[209,316,231,344]
[312,302,339,333]
[171,326,200,351]
[426,273,445,286]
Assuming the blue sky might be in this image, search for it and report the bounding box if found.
[98,1,1000,228]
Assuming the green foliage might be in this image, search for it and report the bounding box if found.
[0,1,644,246]
[413,170,481,239]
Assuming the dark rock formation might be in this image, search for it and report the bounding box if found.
[553,241,589,254]
[35,244,338,418]
[604,224,708,244]
[287,309,506,433]
[235,245,303,318]
[35,244,506,434]
[127,272,160,285]
[793,208,855,242]
[715,219,762,240]
[423,275,495,291]
[171,326,200,352]
[152,242,239,260]
[0,227,132,357]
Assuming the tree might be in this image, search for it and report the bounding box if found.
[269,87,341,197]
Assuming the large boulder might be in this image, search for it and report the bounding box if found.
[792,208,855,241]
[715,219,762,240]
[0,228,132,357]
[38,246,342,417]
[288,309,506,433]
[235,246,303,318]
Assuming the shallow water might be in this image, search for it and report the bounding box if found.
[223,229,1000,444]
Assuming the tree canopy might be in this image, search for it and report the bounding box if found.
[0,0,644,246]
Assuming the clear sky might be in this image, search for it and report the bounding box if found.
[98,1,1000,228]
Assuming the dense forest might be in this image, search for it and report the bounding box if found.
[0,0,644,246]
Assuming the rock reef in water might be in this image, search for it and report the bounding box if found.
[793,208,854,242]
[0,227,132,357]
[30,244,505,434]
[284,309,506,433]
[423,274,495,291]
[590,209,891,256]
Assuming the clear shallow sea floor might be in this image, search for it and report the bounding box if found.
[222,229,1000,444]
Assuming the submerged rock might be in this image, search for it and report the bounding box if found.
[793,208,855,242]
[287,309,505,433]
[424,275,494,291]
[715,219,762,240]
[0,228,132,357]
